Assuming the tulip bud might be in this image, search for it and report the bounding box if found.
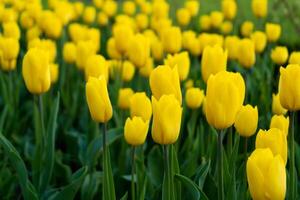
[97,12,109,26]
[272,93,287,115]
[234,105,258,137]
[151,39,164,61]
[150,65,182,104]
[3,22,20,40]
[26,26,42,42]
[122,1,136,16]
[182,31,196,50]
[139,57,154,77]
[256,128,287,164]
[247,148,286,200]
[222,0,237,20]
[199,15,211,31]
[161,26,182,54]
[270,115,289,137]
[185,79,194,90]
[271,46,288,65]
[28,39,57,63]
[93,0,104,8]
[210,11,223,28]
[76,40,96,70]
[128,34,150,68]
[113,24,134,54]
[224,35,240,60]
[206,71,245,130]
[184,0,199,17]
[0,37,19,71]
[241,21,254,37]
[86,76,113,123]
[50,63,59,84]
[201,45,227,83]
[83,6,96,24]
[266,23,281,42]
[278,64,300,111]
[118,88,134,109]
[135,14,148,30]
[63,42,76,64]
[103,0,117,17]
[238,38,256,68]
[220,21,233,35]
[107,37,122,60]
[152,0,169,19]
[22,48,51,94]
[130,92,152,121]
[176,8,191,27]
[251,31,267,53]
[124,116,149,146]
[152,95,182,144]
[185,87,205,109]
[20,11,34,29]
[122,60,135,82]
[252,0,268,18]
[85,55,109,82]
[164,51,190,81]
[289,51,300,65]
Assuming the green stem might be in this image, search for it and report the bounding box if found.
[218,130,225,200]
[227,127,232,154]
[102,123,108,199]
[163,145,171,200]
[289,111,296,200]
[131,146,136,200]
[244,138,248,160]
[38,95,45,148]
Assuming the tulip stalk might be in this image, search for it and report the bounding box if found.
[131,146,136,200]
[289,111,296,200]
[218,129,225,200]
[38,95,46,144]
[163,145,171,200]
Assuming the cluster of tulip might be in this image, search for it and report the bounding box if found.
[0,0,299,199]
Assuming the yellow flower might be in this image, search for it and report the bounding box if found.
[20,11,34,29]
[161,26,182,54]
[176,8,191,27]
[222,0,237,20]
[103,0,117,17]
[122,60,135,82]
[289,51,300,65]
[86,28,101,52]
[86,76,113,123]
[124,116,149,146]
[199,15,211,31]
[97,12,109,26]
[238,38,256,68]
[22,48,51,94]
[83,6,96,24]
[185,79,194,89]
[130,92,152,121]
[270,115,289,137]
[151,95,182,144]
[76,40,96,70]
[128,34,150,68]
[152,0,169,19]
[271,46,288,65]
[210,11,223,28]
[278,64,300,111]
[234,105,258,137]
[251,31,267,53]
[140,1,152,14]
[151,39,164,61]
[201,45,227,83]
[252,0,268,18]
[164,51,190,81]
[1,8,18,23]
[266,23,281,42]
[0,37,19,62]
[220,21,233,35]
[50,63,59,84]
[198,33,224,52]
[113,24,134,54]
[39,11,62,39]
[85,55,109,82]
[118,88,134,109]
[247,148,286,200]
[185,87,205,109]
[93,0,104,9]
[256,128,287,164]
[73,2,84,18]
[139,57,154,77]
[26,26,41,42]
[241,21,254,37]
[182,31,196,50]
[206,71,245,130]
[272,93,287,115]
[184,0,199,17]
[150,65,182,104]
[122,1,136,16]
[107,37,122,60]
[3,22,20,40]
[224,35,240,60]
[28,38,57,63]
[135,14,148,31]
[63,42,76,64]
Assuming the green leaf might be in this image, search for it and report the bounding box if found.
[80,171,103,200]
[0,133,38,200]
[39,93,60,193]
[175,174,209,200]
[170,145,181,200]
[0,105,8,132]
[120,192,128,200]
[103,146,116,200]
[48,166,88,200]
[195,160,211,189]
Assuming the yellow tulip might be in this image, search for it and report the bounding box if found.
[150,65,182,104]
[68,23,87,43]
[289,51,300,65]
[39,11,62,39]
[247,148,286,200]
[86,76,113,123]
[220,21,233,35]
[103,0,117,17]
[164,51,190,81]
[161,26,182,54]
[210,11,223,28]
[152,0,169,19]
[93,0,104,8]
[140,1,152,15]
[122,60,135,82]
[50,63,59,84]
[26,26,42,42]
[238,38,256,68]
[73,2,84,18]
[266,23,281,42]
[83,6,96,24]
[118,88,134,109]
[135,14,148,31]
[76,40,96,70]
[107,37,122,60]
[252,0,268,18]
[185,87,205,109]
[272,93,287,115]
[3,22,20,40]
[20,11,34,29]
[85,28,101,52]
[152,95,182,144]
[151,39,164,61]
[201,45,227,83]
[139,57,154,77]
[28,38,57,63]
[122,1,136,16]
[130,92,152,121]
[85,55,109,82]
[124,116,149,146]
[63,42,76,64]
[0,37,19,71]
[241,21,254,37]
[251,31,267,53]
[224,35,240,60]
[234,105,258,137]
[184,0,199,17]
[176,8,191,27]
[182,31,196,50]
[113,24,134,54]
[206,71,245,130]
[256,128,287,164]
[222,0,237,20]
[270,115,289,137]
[1,8,18,23]
[22,48,51,94]
[271,46,288,65]
[128,34,150,68]
[199,15,211,31]
[97,12,109,26]
[278,64,300,111]
[185,79,194,90]
[54,1,75,25]
[199,33,224,52]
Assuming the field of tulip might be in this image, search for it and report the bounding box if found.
[1,0,300,199]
